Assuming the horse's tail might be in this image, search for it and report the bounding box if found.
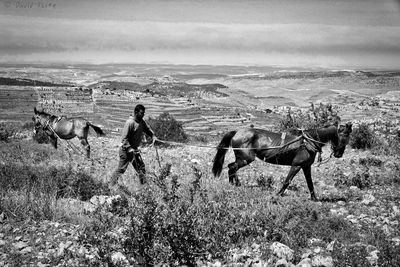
[88,122,105,136]
[212,130,237,177]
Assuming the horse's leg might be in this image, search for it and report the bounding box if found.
[277,166,301,197]
[227,156,254,186]
[50,136,58,149]
[79,138,90,158]
[227,161,239,186]
[302,165,317,201]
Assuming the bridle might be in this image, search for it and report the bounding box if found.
[33,114,51,134]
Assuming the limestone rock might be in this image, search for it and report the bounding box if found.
[270,242,294,262]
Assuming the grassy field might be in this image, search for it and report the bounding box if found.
[1,64,400,266]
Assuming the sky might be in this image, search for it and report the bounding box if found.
[0,0,400,69]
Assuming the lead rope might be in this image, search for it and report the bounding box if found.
[44,122,106,167]
[154,144,162,168]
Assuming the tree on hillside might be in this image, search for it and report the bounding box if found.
[148,112,188,143]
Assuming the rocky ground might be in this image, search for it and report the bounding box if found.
[1,65,400,266]
[1,142,399,266]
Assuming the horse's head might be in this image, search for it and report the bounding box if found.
[332,122,352,158]
[32,107,48,134]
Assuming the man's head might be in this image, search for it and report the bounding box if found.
[134,104,145,121]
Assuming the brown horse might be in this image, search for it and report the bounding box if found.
[212,122,352,200]
[32,107,105,158]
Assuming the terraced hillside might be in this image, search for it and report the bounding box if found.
[1,64,400,137]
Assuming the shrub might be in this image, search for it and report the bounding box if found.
[359,156,383,167]
[333,167,373,190]
[0,122,17,142]
[277,103,340,131]
[350,123,376,149]
[332,242,372,267]
[373,133,400,156]
[56,167,111,201]
[256,174,274,190]
[79,167,364,265]
[148,112,188,144]
[0,140,110,221]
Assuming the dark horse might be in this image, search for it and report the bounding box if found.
[32,107,105,158]
[212,122,352,200]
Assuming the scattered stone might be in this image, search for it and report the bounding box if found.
[212,260,222,267]
[393,205,400,215]
[191,158,201,164]
[349,186,359,191]
[366,249,379,266]
[275,258,289,267]
[326,240,337,252]
[391,236,400,245]
[308,238,323,247]
[330,207,348,216]
[361,194,376,205]
[20,246,33,254]
[313,247,323,254]
[57,241,73,257]
[311,255,333,267]
[88,194,128,213]
[296,258,312,267]
[270,242,294,262]
[300,250,312,259]
[13,241,28,250]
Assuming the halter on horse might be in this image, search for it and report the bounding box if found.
[212,122,352,200]
[32,107,105,158]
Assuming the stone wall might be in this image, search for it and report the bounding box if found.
[35,87,93,114]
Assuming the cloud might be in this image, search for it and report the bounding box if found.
[0,14,400,68]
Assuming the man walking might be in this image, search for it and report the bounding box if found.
[110,104,155,185]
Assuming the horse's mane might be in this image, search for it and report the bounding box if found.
[35,108,61,123]
[35,108,50,116]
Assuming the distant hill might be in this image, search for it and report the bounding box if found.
[230,70,400,80]
[0,77,69,87]
[90,81,229,98]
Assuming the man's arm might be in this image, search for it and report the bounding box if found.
[120,119,133,149]
[143,120,154,138]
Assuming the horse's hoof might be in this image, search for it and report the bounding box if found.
[277,191,285,197]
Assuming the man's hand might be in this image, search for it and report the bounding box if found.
[127,147,135,153]
[151,136,159,145]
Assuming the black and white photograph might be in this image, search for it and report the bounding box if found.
[1,0,400,266]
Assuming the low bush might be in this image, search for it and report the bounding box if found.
[0,122,17,142]
[371,133,400,156]
[80,165,361,265]
[277,103,340,131]
[350,123,376,149]
[332,242,372,267]
[332,228,400,267]
[359,156,383,167]
[148,112,188,144]
[333,167,373,190]
[0,141,110,221]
